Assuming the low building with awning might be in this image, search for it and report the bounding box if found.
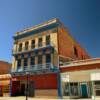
[60,58,100,99]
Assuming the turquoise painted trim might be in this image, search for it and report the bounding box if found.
[14,22,59,40]
[57,70,63,98]
[13,45,54,56]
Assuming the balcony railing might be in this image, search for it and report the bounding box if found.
[12,42,55,55]
[11,63,54,73]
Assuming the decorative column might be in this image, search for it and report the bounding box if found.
[43,35,45,47]
[91,81,95,100]
[57,70,63,99]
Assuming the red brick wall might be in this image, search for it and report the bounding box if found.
[12,73,58,89]
[0,61,11,74]
[57,25,90,60]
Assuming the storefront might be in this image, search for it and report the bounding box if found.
[11,73,58,97]
[61,71,92,99]
[0,74,11,96]
[60,58,100,99]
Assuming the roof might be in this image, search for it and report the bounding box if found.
[60,58,100,72]
[0,61,11,74]
[61,58,100,68]
[14,18,60,40]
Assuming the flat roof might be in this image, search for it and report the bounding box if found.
[61,58,100,68]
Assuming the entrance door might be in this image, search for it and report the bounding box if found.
[21,84,25,96]
[28,81,35,97]
[81,84,88,98]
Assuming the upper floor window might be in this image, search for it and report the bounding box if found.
[24,58,28,66]
[46,54,51,63]
[30,56,35,65]
[25,41,29,50]
[74,46,78,57]
[38,55,42,64]
[18,43,22,52]
[46,35,50,45]
[31,40,35,49]
[17,59,21,67]
[38,37,42,47]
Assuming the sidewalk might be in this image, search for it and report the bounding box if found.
[0,96,99,100]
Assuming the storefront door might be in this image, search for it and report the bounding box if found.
[21,84,25,96]
[81,84,88,98]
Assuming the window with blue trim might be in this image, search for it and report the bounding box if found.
[38,55,42,64]
[30,56,35,65]
[17,59,21,70]
[24,58,28,66]
[46,54,51,63]
[17,59,21,67]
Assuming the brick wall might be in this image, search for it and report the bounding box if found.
[12,73,58,89]
[57,24,90,60]
[0,61,11,74]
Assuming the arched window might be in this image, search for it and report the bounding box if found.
[19,43,22,52]
[25,41,29,50]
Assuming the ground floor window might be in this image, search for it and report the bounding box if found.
[63,82,79,96]
[94,81,100,96]
[63,83,70,96]
[70,83,78,96]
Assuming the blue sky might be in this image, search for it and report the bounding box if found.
[0,0,100,63]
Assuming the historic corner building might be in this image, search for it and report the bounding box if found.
[11,18,100,99]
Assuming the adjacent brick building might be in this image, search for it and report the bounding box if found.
[0,61,11,96]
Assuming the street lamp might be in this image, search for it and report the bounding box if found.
[25,71,29,100]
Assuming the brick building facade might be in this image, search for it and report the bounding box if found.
[11,18,92,98]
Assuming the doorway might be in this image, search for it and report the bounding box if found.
[20,84,25,96]
[81,84,88,98]
[28,81,35,97]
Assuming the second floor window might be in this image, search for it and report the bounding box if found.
[17,59,21,67]
[30,56,35,65]
[38,55,42,64]
[25,41,29,50]
[46,54,51,63]
[31,40,35,49]
[38,37,42,47]
[18,43,22,52]
[24,58,28,66]
[46,35,50,45]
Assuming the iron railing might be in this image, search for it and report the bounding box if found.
[12,42,55,54]
[11,63,53,73]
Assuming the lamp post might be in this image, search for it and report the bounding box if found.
[25,72,29,100]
